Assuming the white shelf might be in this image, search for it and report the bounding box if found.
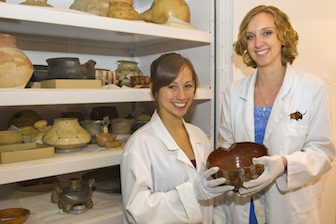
[0,190,123,224]
[0,2,211,56]
[0,88,211,106]
[0,145,123,185]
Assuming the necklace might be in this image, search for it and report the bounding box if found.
[257,83,281,111]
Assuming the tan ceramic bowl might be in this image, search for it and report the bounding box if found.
[207,142,268,191]
[0,131,24,146]
[0,208,30,224]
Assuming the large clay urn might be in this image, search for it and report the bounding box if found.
[0,33,33,88]
[43,118,91,151]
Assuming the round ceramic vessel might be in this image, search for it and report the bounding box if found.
[207,142,268,191]
[43,118,91,151]
[0,33,33,88]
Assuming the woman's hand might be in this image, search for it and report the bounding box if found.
[193,167,235,200]
[238,155,286,196]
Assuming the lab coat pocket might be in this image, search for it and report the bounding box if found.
[280,123,309,154]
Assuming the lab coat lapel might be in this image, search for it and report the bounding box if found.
[151,110,195,167]
[241,72,258,142]
[264,65,293,142]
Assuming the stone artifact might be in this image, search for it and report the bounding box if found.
[51,178,95,214]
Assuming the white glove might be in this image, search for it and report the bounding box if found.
[193,167,234,200]
[238,155,284,196]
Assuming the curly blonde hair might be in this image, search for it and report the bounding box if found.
[234,5,299,68]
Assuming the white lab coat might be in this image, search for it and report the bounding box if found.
[121,110,215,224]
[217,65,335,224]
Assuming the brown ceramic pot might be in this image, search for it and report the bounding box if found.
[207,142,268,191]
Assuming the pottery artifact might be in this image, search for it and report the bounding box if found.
[46,57,96,80]
[107,0,140,20]
[70,0,110,16]
[140,0,190,24]
[207,142,268,191]
[43,118,91,150]
[0,33,33,88]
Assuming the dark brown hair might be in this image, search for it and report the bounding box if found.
[234,5,299,68]
[150,53,198,98]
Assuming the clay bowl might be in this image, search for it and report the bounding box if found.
[0,131,24,146]
[207,142,268,191]
[0,208,30,224]
[95,133,116,147]
[130,76,151,88]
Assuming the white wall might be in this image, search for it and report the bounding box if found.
[231,1,336,223]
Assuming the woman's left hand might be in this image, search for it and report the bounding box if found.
[238,155,285,196]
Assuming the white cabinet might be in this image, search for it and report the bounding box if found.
[0,1,215,223]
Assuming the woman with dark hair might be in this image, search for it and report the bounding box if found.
[217,5,335,224]
[121,53,233,224]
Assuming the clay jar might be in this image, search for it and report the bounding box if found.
[0,33,34,88]
[140,0,190,24]
[46,57,96,80]
[107,0,140,20]
[43,118,91,151]
[115,60,143,87]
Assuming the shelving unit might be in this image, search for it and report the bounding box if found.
[0,3,211,56]
[0,1,215,223]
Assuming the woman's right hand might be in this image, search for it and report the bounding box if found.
[193,167,234,200]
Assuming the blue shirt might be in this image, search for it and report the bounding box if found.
[250,106,272,224]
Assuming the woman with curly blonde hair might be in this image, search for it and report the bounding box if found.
[215,5,335,224]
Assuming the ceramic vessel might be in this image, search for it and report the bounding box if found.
[0,33,33,88]
[207,142,268,191]
[51,178,95,213]
[46,57,96,80]
[95,133,117,147]
[107,0,140,20]
[0,208,30,224]
[8,109,41,128]
[29,65,48,82]
[42,118,91,151]
[111,118,134,134]
[80,120,103,143]
[115,60,143,87]
[30,120,51,144]
[20,0,53,7]
[70,0,110,16]
[140,0,190,24]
